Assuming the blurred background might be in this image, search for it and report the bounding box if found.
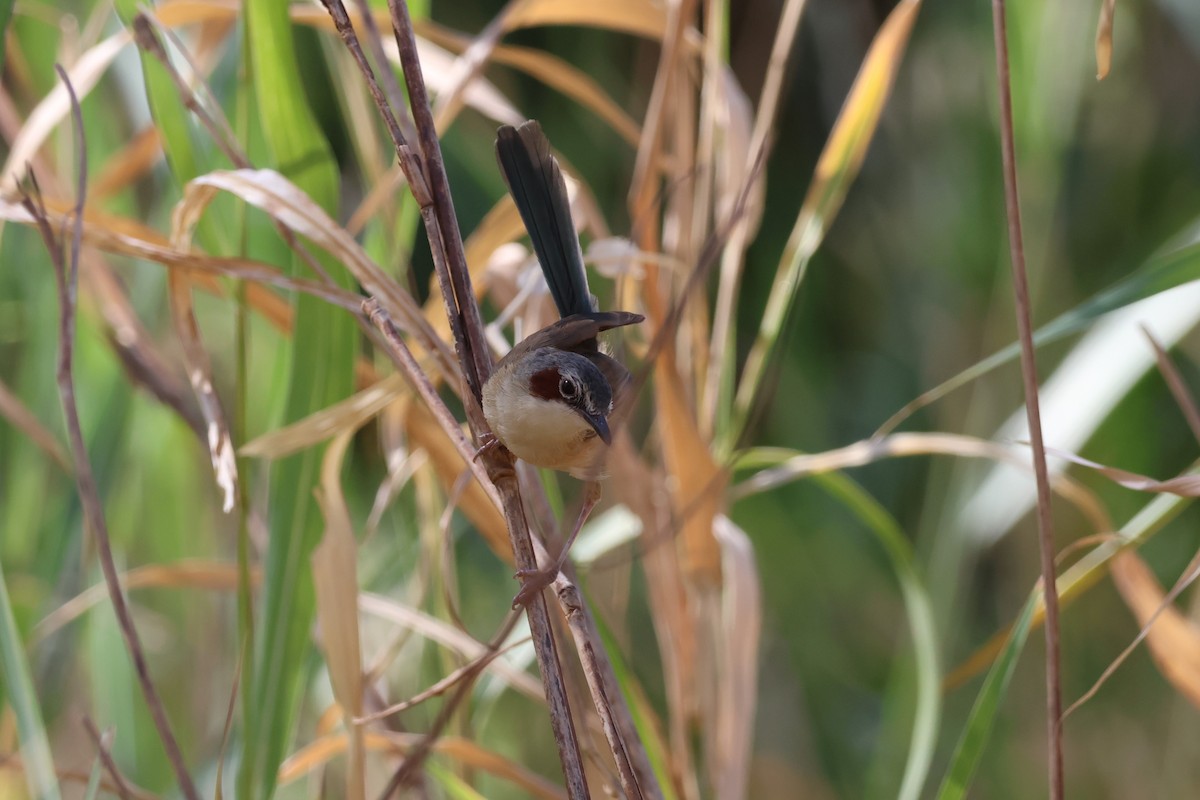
[2,0,1200,798]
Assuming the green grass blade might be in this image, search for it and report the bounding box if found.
[115,1,201,182]
[592,606,679,800]
[810,471,940,800]
[0,0,13,77]
[0,561,62,800]
[240,1,357,798]
[936,590,1037,800]
[878,236,1200,434]
[81,753,102,800]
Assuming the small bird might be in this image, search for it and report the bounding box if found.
[483,121,643,606]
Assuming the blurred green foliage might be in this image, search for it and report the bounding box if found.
[1,1,1199,798]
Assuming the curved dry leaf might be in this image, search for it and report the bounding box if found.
[33,561,259,643]
[358,593,542,700]
[1109,550,1200,707]
[946,488,1189,690]
[661,359,726,582]
[713,67,762,236]
[1142,325,1200,444]
[172,168,454,376]
[1,32,129,191]
[506,0,669,41]
[154,0,241,27]
[1096,0,1117,80]
[160,181,239,516]
[313,432,365,800]
[493,44,641,146]
[1046,446,1200,496]
[0,379,70,472]
[421,21,641,147]
[241,374,408,459]
[711,515,762,800]
[279,732,566,799]
[418,36,524,126]
[164,253,239,514]
[733,433,1114,537]
[90,126,163,199]
[0,198,303,331]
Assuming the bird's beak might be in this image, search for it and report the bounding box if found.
[582,412,612,445]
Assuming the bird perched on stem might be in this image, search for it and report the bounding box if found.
[482,120,643,607]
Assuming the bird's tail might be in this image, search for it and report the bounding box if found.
[495,121,595,318]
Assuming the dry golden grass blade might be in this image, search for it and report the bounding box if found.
[405,400,509,559]
[1142,325,1200,444]
[506,0,669,40]
[0,379,70,472]
[425,3,524,138]
[662,364,726,582]
[734,433,1113,535]
[711,69,760,238]
[153,0,240,27]
[167,204,239,514]
[358,593,543,701]
[432,735,568,800]
[172,168,455,377]
[312,432,366,800]
[1,31,128,191]
[0,197,298,332]
[422,22,641,147]
[1044,447,1200,496]
[626,0,724,584]
[945,486,1193,690]
[33,561,259,643]
[606,434,699,783]
[1095,0,1117,79]
[278,732,567,799]
[709,515,761,800]
[705,0,807,430]
[731,0,923,440]
[492,44,641,146]
[289,5,522,124]
[241,374,407,459]
[1102,550,1200,708]
[420,36,524,126]
[89,126,162,200]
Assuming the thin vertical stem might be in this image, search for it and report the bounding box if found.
[990,3,1064,797]
[30,66,201,800]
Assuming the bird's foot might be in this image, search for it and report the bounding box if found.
[473,433,500,462]
[511,566,559,609]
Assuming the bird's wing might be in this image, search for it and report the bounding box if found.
[498,311,644,370]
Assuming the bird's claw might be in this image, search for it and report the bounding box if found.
[511,567,557,609]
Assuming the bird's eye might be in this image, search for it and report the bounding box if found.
[559,377,578,399]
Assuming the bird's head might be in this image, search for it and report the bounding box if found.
[519,348,614,445]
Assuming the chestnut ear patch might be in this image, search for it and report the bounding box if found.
[529,367,562,401]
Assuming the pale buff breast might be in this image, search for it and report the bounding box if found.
[483,364,608,479]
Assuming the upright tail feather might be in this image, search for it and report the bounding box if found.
[495,121,595,318]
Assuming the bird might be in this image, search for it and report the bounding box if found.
[482,120,643,607]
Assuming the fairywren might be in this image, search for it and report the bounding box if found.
[482,121,642,605]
